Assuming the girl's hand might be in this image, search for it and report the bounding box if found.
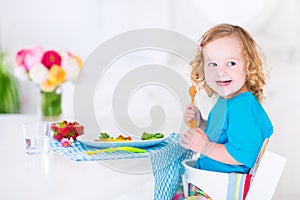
[180,128,209,153]
[184,104,203,128]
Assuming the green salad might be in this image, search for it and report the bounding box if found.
[141,132,164,140]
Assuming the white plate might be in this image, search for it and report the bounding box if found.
[78,135,169,148]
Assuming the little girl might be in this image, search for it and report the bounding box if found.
[176,23,273,199]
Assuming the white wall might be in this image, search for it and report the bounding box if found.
[1,0,300,199]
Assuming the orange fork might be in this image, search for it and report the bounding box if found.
[189,85,197,128]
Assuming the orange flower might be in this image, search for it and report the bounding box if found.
[40,80,57,92]
[72,55,83,68]
[48,65,66,85]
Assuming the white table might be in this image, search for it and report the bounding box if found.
[0,114,154,200]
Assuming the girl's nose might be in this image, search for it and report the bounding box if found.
[216,66,228,75]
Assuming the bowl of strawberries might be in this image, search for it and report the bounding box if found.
[51,120,84,142]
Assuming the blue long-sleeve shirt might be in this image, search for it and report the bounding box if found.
[195,92,273,174]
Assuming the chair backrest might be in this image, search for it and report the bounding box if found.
[245,151,287,200]
[249,138,269,176]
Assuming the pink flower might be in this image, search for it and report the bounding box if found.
[15,46,44,71]
[41,50,62,69]
[15,49,31,70]
[61,138,73,147]
[24,46,44,70]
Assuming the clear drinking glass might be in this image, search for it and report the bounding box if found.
[23,122,51,155]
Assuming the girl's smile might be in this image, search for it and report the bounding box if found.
[216,80,232,86]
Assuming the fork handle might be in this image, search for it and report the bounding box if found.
[189,119,197,128]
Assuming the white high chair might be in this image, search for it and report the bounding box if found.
[181,143,287,200]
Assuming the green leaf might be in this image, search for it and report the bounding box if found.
[141,132,164,140]
[0,51,20,113]
[99,132,111,139]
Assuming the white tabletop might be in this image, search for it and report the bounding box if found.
[0,114,154,200]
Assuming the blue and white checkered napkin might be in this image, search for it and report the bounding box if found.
[50,133,192,199]
[50,138,149,161]
[149,134,193,200]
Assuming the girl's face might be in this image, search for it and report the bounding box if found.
[203,36,248,99]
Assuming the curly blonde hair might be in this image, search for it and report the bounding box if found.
[190,23,268,103]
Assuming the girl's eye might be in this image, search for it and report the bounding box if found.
[227,61,236,67]
[208,62,217,67]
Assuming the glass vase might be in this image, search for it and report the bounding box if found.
[40,87,62,122]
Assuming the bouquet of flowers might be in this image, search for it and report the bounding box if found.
[15,46,82,92]
[14,46,82,119]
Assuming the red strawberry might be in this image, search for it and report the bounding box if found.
[75,125,84,135]
[68,122,74,126]
[62,120,68,127]
[59,126,71,137]
[54,134,63,141]
[72,132,79,141]
[51,123,58,131]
